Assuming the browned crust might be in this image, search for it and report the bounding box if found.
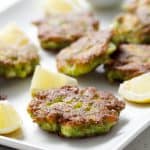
[56,30,112,67]
[28,86,125,126]
[115,12,150,29]
[124,0,150,25]
[34,12,99,42]
[0,44,39,66]
[106,44,150,78]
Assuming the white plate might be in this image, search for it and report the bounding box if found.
[0,0,150,150]
[0,0,22,13]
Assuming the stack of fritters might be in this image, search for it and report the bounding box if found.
[57,30,116,76]
[27,86,125,138]
[55,10,150,80]
[108,0,150,81]
[105,44,150,81]
[33,5,150,82]
[34,12,99,51]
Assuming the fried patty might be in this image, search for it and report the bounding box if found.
[105,44,150,81]
[0,44,39,78]
[113,9,150,44]
[34,12,99,51]
[27,86,125,138]
[123,0,150,12]
[56,30,116,77]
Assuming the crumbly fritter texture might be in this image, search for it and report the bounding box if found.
[34,12,99,51]
[27,86,125,138]
[0,44,39,78]
[123,0,150,12]
[105,44,150,81]
[113,9,150,44]
[136,5,150,25]
[56,30,116,77]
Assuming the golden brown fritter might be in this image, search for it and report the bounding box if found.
[0,44,39,78]
[27,86,125,138]
[105,44,150,81]
[34,12,99,51]
[113,8,150,44]
[56,30,116,76]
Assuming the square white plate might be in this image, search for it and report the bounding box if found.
[0,0,150,150]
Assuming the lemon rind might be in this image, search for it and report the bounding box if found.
[0,101,22,134]
[119,73,150,103]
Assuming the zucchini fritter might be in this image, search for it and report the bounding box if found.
[0,44,39,78]
[56,30,116,77]
[113,6,150,44]
[27,86,125,138]
[34,12,99,51]
[0,24,39,78]
[105,44,150,81]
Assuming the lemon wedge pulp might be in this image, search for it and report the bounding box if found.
[30,66,78,95]
[0,101,22,134]
[119,72,150,103]
[44,0,91,14]
[0,23,29,47]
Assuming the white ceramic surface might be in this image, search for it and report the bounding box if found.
[0,0,21,13]
[0,1,150,150]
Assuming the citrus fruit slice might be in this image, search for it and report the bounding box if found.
[44,0,91,14]
[119,72,150,103]
[0,23,29,47]
[30,66,78,95]
[0,101,22,134]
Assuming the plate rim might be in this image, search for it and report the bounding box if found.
[0,118,149,150]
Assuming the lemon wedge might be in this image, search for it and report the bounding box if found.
[0,23,29,47]
[119,72,150,103]
[30,66,78,95]
[44,0,91,14]
[0,101,22,134]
